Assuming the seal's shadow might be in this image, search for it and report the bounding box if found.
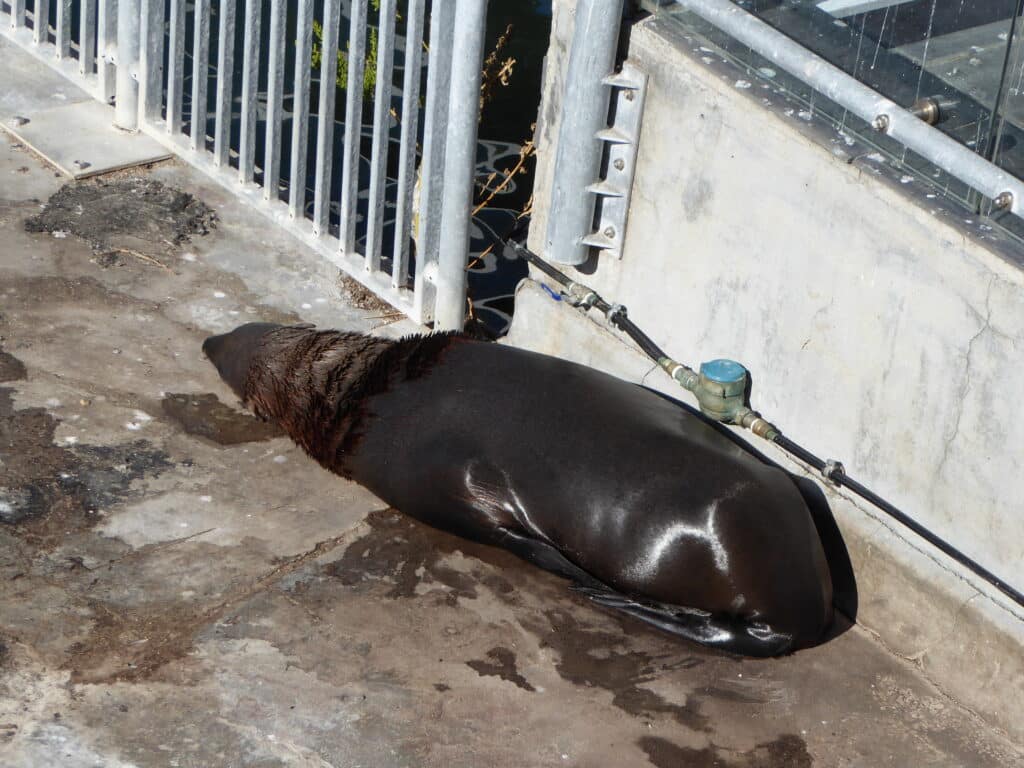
[643,386,859,645]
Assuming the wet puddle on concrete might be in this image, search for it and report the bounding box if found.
[318,510,754,733]
[323,509,518,603]
[466,646,536,692]
[0,376,172,543]
[639,733,812,768]
[0,350,27,382]
[161,393,283,445]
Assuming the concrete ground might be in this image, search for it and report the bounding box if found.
[1,90,1022,768]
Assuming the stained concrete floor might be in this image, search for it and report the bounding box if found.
[0,127,1022,767]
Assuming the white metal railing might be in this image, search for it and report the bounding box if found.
[1,0,489,328]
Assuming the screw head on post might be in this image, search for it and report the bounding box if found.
[872,114,891,133]
[994,191,1014,211]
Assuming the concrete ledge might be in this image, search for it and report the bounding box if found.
[505,277,1024,744]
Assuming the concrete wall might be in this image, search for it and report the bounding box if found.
[511,3,1024,741]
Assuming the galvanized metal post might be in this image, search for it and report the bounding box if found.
[412,1,457,323]
[79,0,97,77]
[166,0,187,133]
[262,0,287,201]
[338,0,369,249]
[32,0,49,46]
[434,0,489,331]
[239,0,262,184]
[115,0,141,130]
[55,0,72,59]
[139,0,165,123]
[10,0,26,30]
[97,0,117,104]
[544,0,626,265]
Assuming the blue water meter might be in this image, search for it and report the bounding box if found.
[696,359,749,422]
[699,359,747,386]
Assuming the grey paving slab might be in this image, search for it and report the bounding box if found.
[1,99,171,178]
[0,36,91,120]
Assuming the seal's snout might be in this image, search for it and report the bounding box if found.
[203,322,282,399]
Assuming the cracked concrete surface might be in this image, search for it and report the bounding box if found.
[1,136,1023,767]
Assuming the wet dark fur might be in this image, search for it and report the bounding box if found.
[243,328,463,476]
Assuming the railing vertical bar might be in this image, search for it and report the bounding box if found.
[191,0,210,151]
[79,0,96,75]
[33,0,49,45]
[289,0,314,219]
[96,0,115,102]
[339,0,368,253]
[10,0,26,29]
[312,0,341,236]
[139,0,166,123]
[435,0,489,330]
[239,0,261,184]
[411,1,456,323]
[263,0,286,202]
[55,0,71,58]
[391,0,426,290]
[115,0,141,129]
[364,0,397,272]
[167,0,187,133]
[213,0,236,167]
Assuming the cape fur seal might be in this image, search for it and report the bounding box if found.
[203,323,834,656]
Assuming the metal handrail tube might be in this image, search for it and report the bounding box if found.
[671,0,1024,214]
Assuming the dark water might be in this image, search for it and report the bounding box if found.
[470,0,552,334]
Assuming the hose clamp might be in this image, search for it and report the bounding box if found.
[822,459,845,486]
[565,283,600,310]
[607,303,626,321]
[574,291,600,310]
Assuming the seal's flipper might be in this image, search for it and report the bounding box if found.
[494,528,605,589]
[572,585,795,658]
[488,529,795,657]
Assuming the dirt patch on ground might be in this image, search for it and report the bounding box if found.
[65,598,218,684]
[24,178,216,260]
[161,393,283,445]
[338,275,397,314]
[639,734,813,768]
[0,382,172,545]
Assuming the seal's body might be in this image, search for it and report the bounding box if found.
[203,324,833,656]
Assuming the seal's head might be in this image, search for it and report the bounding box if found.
[202,322,282,400]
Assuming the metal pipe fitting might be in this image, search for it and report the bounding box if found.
[658,357,700,390]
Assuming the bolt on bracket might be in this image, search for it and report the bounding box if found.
[580,60,648,260]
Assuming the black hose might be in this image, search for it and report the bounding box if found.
[775,436,1024,607]
[505,237,671,361]
[608,311,669,362]
[500,234,1024,611]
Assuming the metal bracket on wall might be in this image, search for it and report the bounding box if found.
[580,60,648,259]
